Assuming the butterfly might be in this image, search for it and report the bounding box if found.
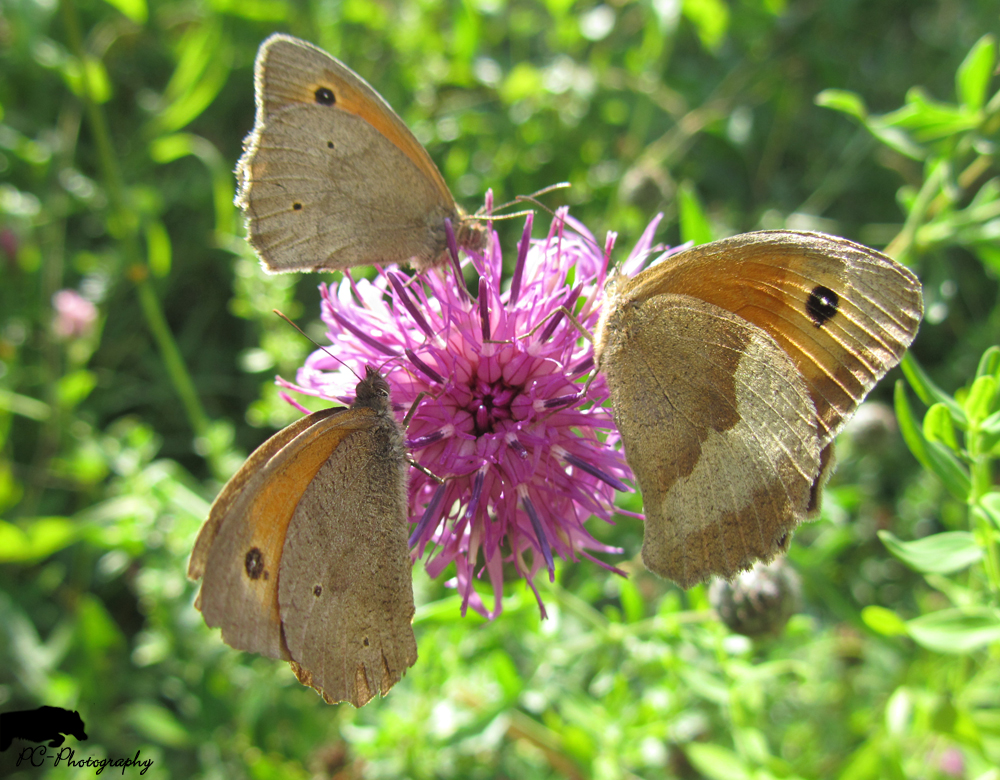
[188,367,417,706]
[593,230,923,587]
[236,34,485,272]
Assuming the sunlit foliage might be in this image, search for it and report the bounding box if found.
[1,1,999,777]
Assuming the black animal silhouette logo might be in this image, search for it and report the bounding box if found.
[0,706,88,752]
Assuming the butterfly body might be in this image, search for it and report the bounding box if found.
[594,230,923,588]
[188,367,417,706]
[236,34,485,272]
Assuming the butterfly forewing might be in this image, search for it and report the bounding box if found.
[625,231,923,445]
[191,408,350,660]
[254,36,455,204]
[235,34,479,272]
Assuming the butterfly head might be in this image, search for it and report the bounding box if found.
[354,366,392,410]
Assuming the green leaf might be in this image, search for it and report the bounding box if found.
[343,0,389,26]
[0,389,50,421]
[885,687,914,736]
[731,727,770,765]
[925,440,972,500]
[124,702,190,747]
[685,743,752,780]
[100,0,147,24]
[923,403,961,452]
[0,518,79,562]
[161,23,221,101]
[208,0,287,21]
[153,58,231,134]
[839,739,883,780]
[973,242,1000,275]
[149,133,197,163]
[896,379,930,462]
[678,180,713,246]
[151,24,231,134]
[878,530,983,574]
[148,133,235,237]
[956,34,996,111]
[57,370,97,409]
[0,462,24,514]
[619,576,644,623]
[679,668,729,706]
[880,87,980,141]
[76,594,126,655]
[488,650,522,701]
[987,416,1000,457]
[895,382,971,500]
[982,410,1000,435]
[62,57,113,104]
[976,345,1000,380]
[907,609,1000,654]
[145,220,172,278]
[815,89,868,120]
[862,605,909,636]
[866,120,927,160]
[965,375,997,425]
[900,353,966,424]
[980,492,1000,531]
[682,0,730,52]
[501,63,543,103]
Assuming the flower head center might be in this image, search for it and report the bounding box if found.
[471,380,517,435]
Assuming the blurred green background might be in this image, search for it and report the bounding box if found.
[2,0,1000,777]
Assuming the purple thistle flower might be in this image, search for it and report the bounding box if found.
[283,201,664,619]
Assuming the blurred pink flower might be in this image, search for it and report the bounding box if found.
[52,289,97,340]
[938,747,964,778]
[283,203,663,618]
[0,228,18,262]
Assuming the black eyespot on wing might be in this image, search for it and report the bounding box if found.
[326,141,334,149]
[363,637,370,647]
[292,202,302,211]
[314,87,336,106]
[806,285,839,327]
[313,584,322,597]
[245,548,265,580]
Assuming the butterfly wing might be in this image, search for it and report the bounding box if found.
[278,409,417,707]
[236,34,465,272]
[191,368,418,707]
[598,293,826,586]
[624,231,923,446]
[189,407,354,660]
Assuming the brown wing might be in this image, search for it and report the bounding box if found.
[278,412,416,707]
[598,293,823,587]
[252,35,455,206]
[189,407,358,660]
[622,231,923,445]
[235,34,469,272]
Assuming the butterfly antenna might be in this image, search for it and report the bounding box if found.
[499,182,571,212]
[486,182,573,218]
[272,309,363,383]
[514,193,565,220]
[374,353,408,378]
[470,209,535,222]
[514,194,611,262]
[470,182,572,221]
